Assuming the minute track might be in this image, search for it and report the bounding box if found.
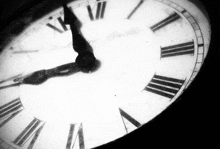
[0,0,211,148]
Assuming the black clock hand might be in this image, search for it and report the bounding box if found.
[1,62,79,86]
[63,3,90,54]
[20,62,80,85]
[63,4,98,72]
[0,59,99,88]
[0,70,51,88]
[48,62,80,77]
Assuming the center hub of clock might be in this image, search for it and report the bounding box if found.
[19,20,160,124]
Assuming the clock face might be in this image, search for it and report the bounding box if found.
[0,0,211,149]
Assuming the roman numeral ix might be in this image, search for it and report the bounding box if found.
[161,41,194,58]
[145,75,185,99]
[87,0,107,21]
[0,98,23,128]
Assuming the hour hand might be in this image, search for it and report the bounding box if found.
[63,3,82,28]
[63,3,89,54]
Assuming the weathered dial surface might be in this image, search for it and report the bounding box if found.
[0,0,211,149]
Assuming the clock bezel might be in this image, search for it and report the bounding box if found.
[0,0,218,148]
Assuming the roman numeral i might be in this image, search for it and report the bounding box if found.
[145,75,185,99]
[87,0,107,21]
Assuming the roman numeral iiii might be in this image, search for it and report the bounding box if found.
[145,75,185,99]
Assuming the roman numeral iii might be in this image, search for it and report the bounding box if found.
[13,118,45,149]
[161,41,194,58]
[87,0,107,21]
[145,75,185,99]
[0,98,23,128]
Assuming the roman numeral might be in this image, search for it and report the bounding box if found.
[161,41,194,58]
[13,118,45,149]
[119,108,141,133]
[87,0,107,21]
[145,75,185,99]
[127,0,144,19]
[0,98,23,128]
[151,12,181,32]
[66,124,85,149]
[46,17,68,33]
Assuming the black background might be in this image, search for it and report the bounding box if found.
[0,0,219,148]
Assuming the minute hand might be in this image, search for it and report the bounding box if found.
[16,62,80,85]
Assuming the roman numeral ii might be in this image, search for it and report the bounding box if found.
[151,12,181,32]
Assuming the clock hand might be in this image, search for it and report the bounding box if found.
[0,74,23,84]
[17,62,80,85]
[63,3,89,54]
[0,70,49,87]
[0,83,20,90]
[63,4,98,72]
[0,60,95,88]
[48,62,80,77]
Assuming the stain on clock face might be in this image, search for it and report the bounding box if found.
[0,0,211,149]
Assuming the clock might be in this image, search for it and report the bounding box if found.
[0,0,215,148]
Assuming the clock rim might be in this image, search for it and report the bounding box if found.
[0,0,218,148]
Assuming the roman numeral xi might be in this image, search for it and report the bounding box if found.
[145,75,185,99]
[47,17,68,33]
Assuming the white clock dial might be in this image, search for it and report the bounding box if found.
[0,0,211,149]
